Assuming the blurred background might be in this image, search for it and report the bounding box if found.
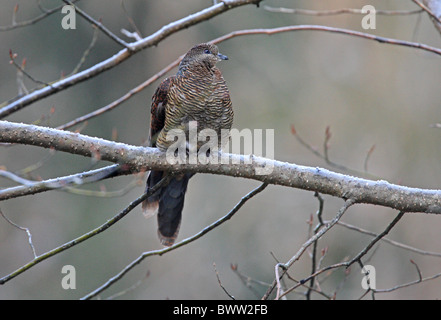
[0,0,441,299]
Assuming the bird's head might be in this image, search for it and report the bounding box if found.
[179,43,228,70]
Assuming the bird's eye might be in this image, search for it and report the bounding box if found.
[204,49,211,54]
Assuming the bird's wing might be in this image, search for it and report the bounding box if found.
[149,76,174,147]
[143,76,174,220]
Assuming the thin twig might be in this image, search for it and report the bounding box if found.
[336,220,441,257]
[0,170,35,186]
[364,145,376,173]
[68,26,100,76]
[57,55,182,130]
[213,263,235,299]
[347,211,406,266]
[374,271,441,293]
[281,211,406,299]
[105,271,150,300]
[410,259,423,282]
[306,192,325,299]
[231,264,271,298]
[291,125,379,179]
[120,0,142,39]
[211,25,441,56]
[62,0,130,49]
[0,164,128,201]
[0,209,37,259]
[263,5,424,16]
[9,50,50,87]
[412,0,441,25]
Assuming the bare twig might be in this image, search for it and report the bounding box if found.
[120,0,142,39]
[422,0,441,34]
[0,209,37,259]
[347,211,406,266]
[9,50,50,87]
[306,192,326,299]
[0,164,127,201]
[57,55,182,130]
[105,271,150,300]
[0,170,35,186]
[68,26,100,76]
[364,145,376,173]
[291,125,379,179]
[280,211,406,299]
[413,0,441,25]
[213,263,235,299]
[374,271,441,293]
[62,0,130,49]
[263,5,424,16]
[231,264,271,298]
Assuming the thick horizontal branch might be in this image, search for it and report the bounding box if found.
[1,121,441,213]
[0,0,261,119]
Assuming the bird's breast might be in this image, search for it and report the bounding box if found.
[156,68,233,151]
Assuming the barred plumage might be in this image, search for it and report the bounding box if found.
[142,43,233,246]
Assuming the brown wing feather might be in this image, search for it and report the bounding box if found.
[142,76,173,219]
[149,76,174,147]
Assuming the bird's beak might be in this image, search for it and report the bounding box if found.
[217,53,229,61]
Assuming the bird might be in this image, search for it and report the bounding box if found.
[142,43,233,246]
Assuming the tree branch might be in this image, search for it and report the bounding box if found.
[1,120,441,214]
[62,0,130,49]
[263,5,423,16]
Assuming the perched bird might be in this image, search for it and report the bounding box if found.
[142,43,233,246]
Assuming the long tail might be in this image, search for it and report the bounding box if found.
[142,171,193,246]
